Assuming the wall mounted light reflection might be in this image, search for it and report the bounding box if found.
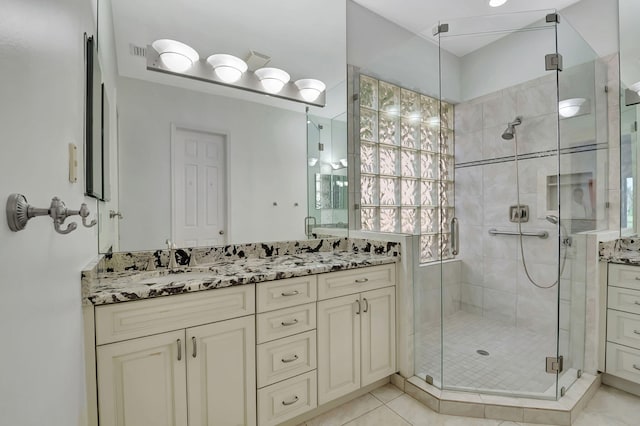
[558,98,587,118]
[151,39,199,72]
[206,54,247,83]
[255,67,290,94]
[308,157,319,167]
[295,79,327,102]
[489,0,508,7]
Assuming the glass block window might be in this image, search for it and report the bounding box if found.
[358,75,455,263]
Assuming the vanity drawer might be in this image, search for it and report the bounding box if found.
[257,303,316,344]
[256,276,317,313]
[317,263,396,300]
[606,342,640,384]
[95,285,255,345]
[608,286,640,315]
[607,309,640,350]
[257,370,317,426]
[257,330,316,388]
[608,264,640,291]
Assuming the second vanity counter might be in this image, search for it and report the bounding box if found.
[84,250,398,305]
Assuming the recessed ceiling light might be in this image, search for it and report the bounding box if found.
[489,0,508,7]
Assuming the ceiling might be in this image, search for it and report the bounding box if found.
[354,0,583,57]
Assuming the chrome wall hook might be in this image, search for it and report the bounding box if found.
[6,193,97,235]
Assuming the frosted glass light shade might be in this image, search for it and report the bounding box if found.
[295,79,326,102]
[558,98,586,118]
[207,54,248,83]
[152,39,199,72]
[489,0,508,7]
[255,67,290,93]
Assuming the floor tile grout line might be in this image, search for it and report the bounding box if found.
[337,395,384,426]
[383,394,416,426]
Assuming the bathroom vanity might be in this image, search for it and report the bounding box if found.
[82,240,398,426]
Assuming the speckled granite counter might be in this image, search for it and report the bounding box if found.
[83,238,399,305]
[599,238,640,265]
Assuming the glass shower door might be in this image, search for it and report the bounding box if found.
[437,10,562,399]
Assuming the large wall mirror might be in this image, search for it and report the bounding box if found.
[95,0,347,252]
[620,0,640,235]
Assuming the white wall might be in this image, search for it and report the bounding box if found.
[117,77,309,251]
[460,0,618,101]
[0,0,97,425]
[347,0,462,102]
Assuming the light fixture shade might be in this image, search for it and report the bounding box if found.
[152,39,199,72]
[207,54,248,83]
[255,67,290,94]
[558,98,586,118]
[294,79,326,102]
[630,81,640,95]
[489,0,508,7]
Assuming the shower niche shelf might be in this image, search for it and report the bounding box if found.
[539,170,596,233]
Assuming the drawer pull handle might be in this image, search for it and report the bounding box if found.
[281,290,300,297]
[282,396,299,406]
[281,354,299,363]
[634,364,640,371]
[635,301,640,306]
[192,336,197,358]
[177,339,182,361]
[634,330,640,335]
[281,319,299,327]
[355,278,369,283]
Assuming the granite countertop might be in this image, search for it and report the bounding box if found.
[599,239,640,265]
[85,251,397,306]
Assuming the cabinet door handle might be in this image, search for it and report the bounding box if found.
[177,339,182,361]
[355,278,369,283]
[363,297,369,313]
[633,364,640,371]
[282,396,299,406]
[281,319,299,327]
[281,354,299,363]
[192,336,197,358]
[281,290,300,297]
[634,330,640,335]
[635,277,640,281]
[635,301,640,306]
[355,299,361,315]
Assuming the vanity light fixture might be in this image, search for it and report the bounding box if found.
[151,39,199,72]
[206,54,248,83]
[147,45,325,106]
[558,98,587,118]
[295,79,327,102]
[489,0,508,7]
[255,67,290,94]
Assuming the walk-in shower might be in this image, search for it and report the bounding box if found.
[410,9,607,401]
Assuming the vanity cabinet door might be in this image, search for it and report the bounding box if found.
[96,330,188,426]
[361,286,396,387]
[186,316,256,426]
[317,294,361,405]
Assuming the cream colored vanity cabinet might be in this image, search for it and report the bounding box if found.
[606,264,640,384]
[317,264,396,405]
[255,276,318,426]
[94,285,256,426]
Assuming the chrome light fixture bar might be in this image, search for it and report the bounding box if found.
[146,45,326,107]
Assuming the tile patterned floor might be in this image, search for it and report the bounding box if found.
[300,383,640,425]
[415,311,556,395]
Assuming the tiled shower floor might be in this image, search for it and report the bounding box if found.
[415,311,558,396]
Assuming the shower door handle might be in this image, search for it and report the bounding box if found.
[451,217,459,256]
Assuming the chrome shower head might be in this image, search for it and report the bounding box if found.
[501,116,522,140]
[545,215,559,225]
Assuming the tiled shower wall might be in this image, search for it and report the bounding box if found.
[454,66,608,339]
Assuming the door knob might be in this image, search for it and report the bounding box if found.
[219,230,225,235]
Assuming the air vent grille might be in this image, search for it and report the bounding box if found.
[129,44,147,58]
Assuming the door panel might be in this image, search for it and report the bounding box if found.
[361,286,396,386]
